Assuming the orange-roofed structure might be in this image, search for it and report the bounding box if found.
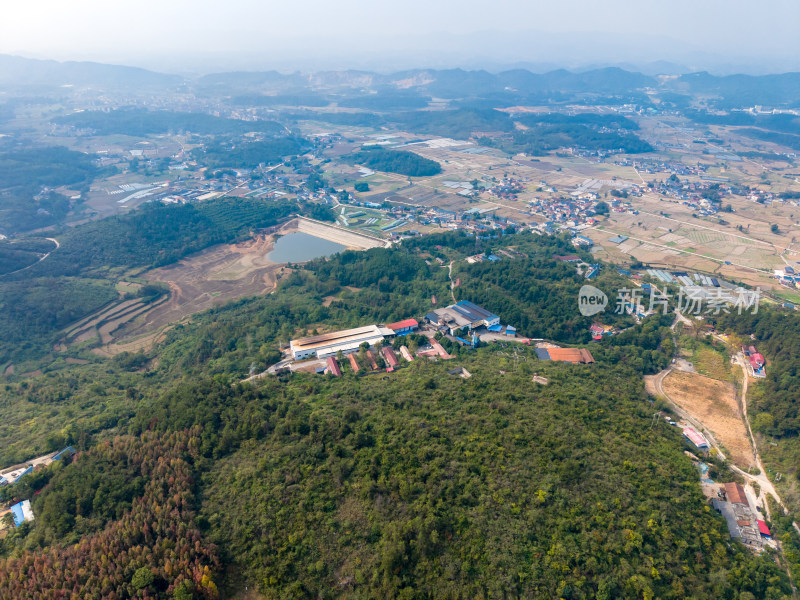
[545,348,595,364]
[725,482,748,506]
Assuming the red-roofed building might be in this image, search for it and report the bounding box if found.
[386,318,419,335]
[326,356,341,377]
[382,346,399,370]
[545,347,595,364]
[554,254,581,263]
[347,353,360,374]
[757,519,771,538]
[725,482,748,505]
[683,427,710,450]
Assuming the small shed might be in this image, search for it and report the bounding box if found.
[757,519,771,538]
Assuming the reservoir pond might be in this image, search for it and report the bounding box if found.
[267,232,346,263]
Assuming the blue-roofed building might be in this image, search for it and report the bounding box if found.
[453,301,500,328]
[572,235,594,247]
[52,446,75,462]
[608,235,628,244]
[486,254,501,261]
[0,465,32,486]
[427,301,500,334]
[0,446,75,486]
[10,500,33,527]
[425,311,441,326]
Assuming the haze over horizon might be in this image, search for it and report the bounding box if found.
[2,0,799,75]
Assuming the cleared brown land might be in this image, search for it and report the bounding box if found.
[662,370,754,468]
[112,234,285,343]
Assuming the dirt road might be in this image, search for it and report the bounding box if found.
[3,236,60,276]
[653,355,793,524]
[446,261,456,303]
[731,353,785,520]
[649,367,728,463]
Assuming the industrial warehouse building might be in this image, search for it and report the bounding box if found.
[290,325,392,360]
[426,301,500,335]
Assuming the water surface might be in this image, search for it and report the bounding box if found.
[267,231,346,263]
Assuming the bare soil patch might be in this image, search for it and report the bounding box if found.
[663,371,754,468]
[643,375,658,396]
[65,358,89,365]
[123,234,285,339]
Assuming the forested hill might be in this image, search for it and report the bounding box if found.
[54,108,284,136]
[345,146,442,177]
[0,352,789,599]
[0,146,102,233]
[0,229,792,598]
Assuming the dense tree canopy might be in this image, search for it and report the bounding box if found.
[346,147,442,177]
[54,108,283,136]
[0,146,100,233]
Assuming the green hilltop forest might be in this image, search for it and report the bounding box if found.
[345,147,443,177]
[480,113,654,156]
[0,227,794,598]
[0,145,103,233]
[54,108,284,137]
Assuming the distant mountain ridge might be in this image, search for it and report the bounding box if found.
[0,54,181,88]
[2,54,800,106]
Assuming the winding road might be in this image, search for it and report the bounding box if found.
[2,236,60,276]
[446,261,456,303]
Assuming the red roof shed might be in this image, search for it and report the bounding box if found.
[382,346,399,368]
[757,519,771,536]
[387,318,419,332]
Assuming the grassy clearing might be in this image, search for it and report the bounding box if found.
[773,287,800,304]
[691,342,731,381]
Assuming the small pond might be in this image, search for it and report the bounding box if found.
[267,232,346,263]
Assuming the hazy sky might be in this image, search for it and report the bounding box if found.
[2,0,798,73]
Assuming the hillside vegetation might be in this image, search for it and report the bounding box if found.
[0,230,792,598]
[0,146,101,233]
[481,113,653,156]
[195,137,308,169]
